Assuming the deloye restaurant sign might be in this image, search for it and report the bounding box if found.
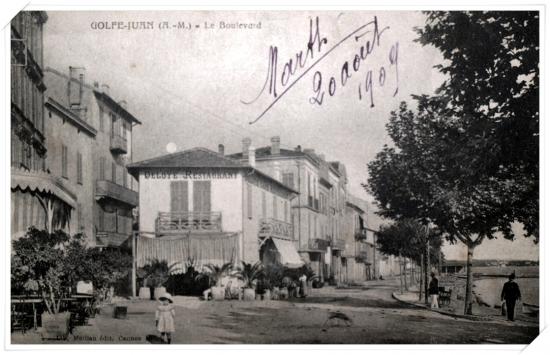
[142,168,239,180]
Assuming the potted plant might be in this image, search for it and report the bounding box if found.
[234,261,264,301]
[196,262,233,301]
[139,259,178,300]
[11,228,72,339]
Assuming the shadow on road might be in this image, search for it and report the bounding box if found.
[292,296,417,309]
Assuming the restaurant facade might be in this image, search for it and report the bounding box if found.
[128,146,302,271]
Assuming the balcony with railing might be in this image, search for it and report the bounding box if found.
[96,179,138,206]
[307,238,329,252]
[110,134,127,154]
[355,242,371,263]
[331,238,346,251]
[258,218,293,240]
[156,211,222,235]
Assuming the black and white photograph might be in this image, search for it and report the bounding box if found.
[4,1,543,348]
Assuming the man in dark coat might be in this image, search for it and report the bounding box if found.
[501,272,522,321]
[428,272,439,309]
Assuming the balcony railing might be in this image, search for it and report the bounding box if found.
[110,134,127,154]
[331,238,346,251]
[308,238,329,252]
[156,211,222,234]
[96,179,138,206]
[258,218,293,240]
[354,228,368,241]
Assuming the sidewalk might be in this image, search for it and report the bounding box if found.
[392,289,538,327]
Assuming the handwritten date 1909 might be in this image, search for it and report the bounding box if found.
[242,16,399,124]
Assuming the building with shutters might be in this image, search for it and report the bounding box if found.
[10,11,78,238]
[227,137,348,283]
[42,66,141,246]
[127,146,301,269]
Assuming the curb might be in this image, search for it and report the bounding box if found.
[391,292,537,327]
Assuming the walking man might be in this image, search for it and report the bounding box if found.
[428,272,439,309]
[501,272,522,321]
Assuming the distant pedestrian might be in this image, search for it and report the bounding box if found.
[501,272,522,321]
[156,293,176,344]
[299,274,308,298]
[428,272,439,309]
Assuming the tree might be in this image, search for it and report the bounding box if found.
[376,219,442,296]
[12,228,72,314]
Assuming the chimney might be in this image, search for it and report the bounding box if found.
[294,145,302,152]
[242,137,251,159]
[118,100,128,110]
[101,84,110,96]
[270,136,281,155]
[248,145,256,167]
[68,66,85,107]
[218,144,225,156]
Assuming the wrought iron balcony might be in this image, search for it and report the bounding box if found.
[308,238,329,252]
[156,211,222,234]
[95,179,138,206]
[331,238,346,251]
[258,218,293,240]
[110,134,127,154]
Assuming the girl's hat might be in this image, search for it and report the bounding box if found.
[159,292,173,303]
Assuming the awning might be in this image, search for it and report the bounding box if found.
[12,168,77,208]
[271,238,304,268]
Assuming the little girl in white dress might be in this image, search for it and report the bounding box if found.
[155,293,176,344]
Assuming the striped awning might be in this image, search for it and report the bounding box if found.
[11,168,77,208]
[136,232,239,273]
[271,238,304,269]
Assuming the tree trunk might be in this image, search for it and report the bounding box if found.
[464,243,475,315]
[424,240,429,304]
[419,253,423,301]
[399,253,403,294]
[403,258,408,291]
[410,259,414,286]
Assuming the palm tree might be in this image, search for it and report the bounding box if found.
[234,261,264,289]
[138,258,179,288]
[196,262,233,287]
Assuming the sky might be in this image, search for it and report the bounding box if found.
[41,11,538,261]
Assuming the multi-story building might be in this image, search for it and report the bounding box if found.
[10,11,78,238]
[44,95,96,239]
[341,198,368,283]
[43,66,141,246]
[228,137,347,282]
[128,146,301,271]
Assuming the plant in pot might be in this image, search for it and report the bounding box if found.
[234,261,264,301]
[196,262,233,301]
[139,259,178,300]
[11,228,73,339]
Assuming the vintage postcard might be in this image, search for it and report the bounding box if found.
[6,3,541,347]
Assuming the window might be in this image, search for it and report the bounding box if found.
[193,181,211,212]
[272,195,278,220]
[99,156,105,180]
[261,191,266,218]
[111,162,116,183]
[247,183,252,219]
[77,203,83,231]
[61,144,68,178]
[123,171,128,188]
[170,181,188,212]
[76,151,83,184]
[282,172,294,189]
[99,107,104,132]
[284,201,289,223]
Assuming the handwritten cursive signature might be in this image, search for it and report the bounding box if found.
[242,16,399,124]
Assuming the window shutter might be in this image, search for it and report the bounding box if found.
[99,157,105,180]
[261,191,266,218]
[111,162,116,183]
[247,183,252,219]
[273,195,278,220]
[193,181,211,212]
[170,181,188,212]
